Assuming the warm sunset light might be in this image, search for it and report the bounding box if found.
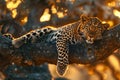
[1,0,120,80]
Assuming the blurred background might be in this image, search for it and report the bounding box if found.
[0,0,120,80]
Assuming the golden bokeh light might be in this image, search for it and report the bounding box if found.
[11,9,17,18]
[107,1,116,7]
[6,0,21,18]
[57,12,64,18]
[113,9,120,18]
[40,8,51,22]
[51,5,57,14]
[6,0,21,10]
[96,64,105,72]
[108,55,120,72]
[21,17,28,25]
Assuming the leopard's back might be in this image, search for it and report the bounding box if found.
[12,26,57,48]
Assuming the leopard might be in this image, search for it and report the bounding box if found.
[4,15,109,76]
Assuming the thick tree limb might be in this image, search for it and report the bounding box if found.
[0,24,120,68]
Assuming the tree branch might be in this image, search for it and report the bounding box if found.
[0,24,120,68]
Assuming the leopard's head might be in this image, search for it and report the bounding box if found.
[80,15,109,44]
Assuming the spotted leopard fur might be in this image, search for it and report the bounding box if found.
[7,15,109,76]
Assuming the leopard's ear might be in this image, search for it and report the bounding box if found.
[80,14,89,23]
[102,23,109,30]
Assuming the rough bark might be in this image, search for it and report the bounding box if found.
[0,24,120,68]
